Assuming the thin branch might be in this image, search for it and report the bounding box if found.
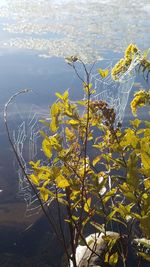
[55,186,70,263]
[3,89,68,255]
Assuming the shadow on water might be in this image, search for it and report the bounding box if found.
[0,205,65,267]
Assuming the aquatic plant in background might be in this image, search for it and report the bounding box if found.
[4,44,150,266]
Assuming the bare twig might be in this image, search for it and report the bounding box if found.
[4,89,69,257]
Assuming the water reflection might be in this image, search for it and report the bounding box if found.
[0,0,150,62]
[0,0,150,265]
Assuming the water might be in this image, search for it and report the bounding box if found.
[0,0,150,266]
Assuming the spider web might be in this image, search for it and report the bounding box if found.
[12,53,142,216]
[90,52,143,123]
[12,103,52,216]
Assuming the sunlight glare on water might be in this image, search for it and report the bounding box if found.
[0,0,149,62]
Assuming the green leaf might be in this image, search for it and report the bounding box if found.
[138,252,150,261]
[90,222,105,233]
[91,89,96,94]
[77,100,86,106]
[98,68,109,78]
[124,192,137,202]
[110,217,127,227]
[103,189,116,204]
[143,49,149,58]
[140,214,150,238]
[39,119,50,127]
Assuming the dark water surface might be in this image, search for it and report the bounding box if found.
[0,0,150,266]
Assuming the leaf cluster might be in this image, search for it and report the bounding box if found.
[28,52,150,266]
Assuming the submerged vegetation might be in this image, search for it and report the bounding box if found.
[5,44,150,266]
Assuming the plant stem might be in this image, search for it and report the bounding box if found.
[65,187,77,267]
[4,90,69,258]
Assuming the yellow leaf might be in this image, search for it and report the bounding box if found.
[29,160,40,168]
[51,102,59,117]
[42,138,52,159]
[63,90,69,101]
[84,197,91,213]
[50,117,58,132]
[130,118,141,128]
[93,155,101,166]
[144,178,150,189]
[29,174,39,186]
[120,129,139,148]
[77,100,86,106]
[50,102,60,132]
[65,127,75,140]
[55,174,70,188]
[141,152,150,169]
[68,119,79,125]
[55,92,63,100]
[98,68,109,78]
[109,252,119,266]
[39,187,50,202]
[55,90,69,101]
